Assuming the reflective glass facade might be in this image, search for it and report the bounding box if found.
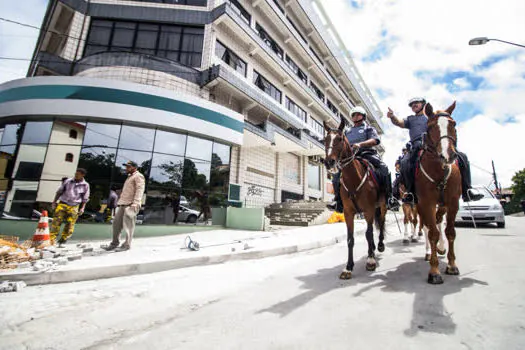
[0,121,231,224]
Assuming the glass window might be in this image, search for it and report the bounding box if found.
[4,180,38,218]
[0,145,16,182]
[41,144,81,181]
[127,0,207,5]
[285,55,308,84]
[182,158,210,191]
[309,81,325,102]
[69,129,78,139]
[286,16,307,43]
[13,145,47,181]
[113,149,152,184]
[78,147,117,212]
[83,123,121,148]
[227,0,251,25]
[111,22,136,51]
[210,142,230,194]
[1,124,21,146]
[118,125,155,151]
[254,71,282,103]
[84,19,204,67]
[308,163,320,190]
[185,136,212,161]
[255,23,283,59]
[215,40,247,76]
[49,121,85,145]
[308,116,324,135]
[286,97,307,122]
[150,153,184,187]
[21,121,52,144]
[327,99,339,115]
[154,130,187,156]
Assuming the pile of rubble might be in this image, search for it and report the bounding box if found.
[0,237,40,270]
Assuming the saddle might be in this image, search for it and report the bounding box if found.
[356,158,380,189]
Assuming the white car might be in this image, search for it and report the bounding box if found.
[177,205,200,223]
[455,186,505,228]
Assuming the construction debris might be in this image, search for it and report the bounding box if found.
[0,281,27,293]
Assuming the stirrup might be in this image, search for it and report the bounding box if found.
[403,192,415,203]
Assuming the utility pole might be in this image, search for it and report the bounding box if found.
[492,160,500,195]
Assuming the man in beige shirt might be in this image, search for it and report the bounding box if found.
[104,161,145,252]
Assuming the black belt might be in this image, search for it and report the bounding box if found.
[118,204,132,207]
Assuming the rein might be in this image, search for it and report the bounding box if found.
[419,112,456,205]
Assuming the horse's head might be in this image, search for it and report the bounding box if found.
[424,101,458,165]
[323,118,350,173]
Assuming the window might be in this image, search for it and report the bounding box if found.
[286,17,307,44]
[327,69,337,83]
[215,41,247,76]
[285,55,308,84]
[254,71,282,103]
[84,19,204,67]
[285,97,307,122]
[272,0,285,14]
[127,0,207,5]
[309,81,325,102]
[308,117,324,135]
[154,130,187,156]
[118,125,155,151]
[255,23,283,59]
[327,99,339,115]
[69,129,78,139]
[310,47,322,63]
[65,153,74,162]
[21,122,52,144]
[185,136,212,161]
[227,0,251,25]
[83,123,121,148]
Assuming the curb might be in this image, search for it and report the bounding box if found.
[0,233,348,286]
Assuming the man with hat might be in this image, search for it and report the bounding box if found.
[104,161,145,251]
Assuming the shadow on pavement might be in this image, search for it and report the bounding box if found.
[257,255,379,318]
[353,258,488,337]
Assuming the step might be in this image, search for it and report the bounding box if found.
[270,220,310,226]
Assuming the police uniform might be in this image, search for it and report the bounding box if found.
[400,114,478,202]
[331,122,392,212]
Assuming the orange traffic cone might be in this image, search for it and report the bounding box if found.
[32,210,51,248]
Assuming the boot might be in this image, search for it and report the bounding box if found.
[463,188,483,202]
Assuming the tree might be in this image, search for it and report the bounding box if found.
[504,168,525,214]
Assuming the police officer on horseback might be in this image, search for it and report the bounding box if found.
[328,106,394,212]
[387,97,483,202]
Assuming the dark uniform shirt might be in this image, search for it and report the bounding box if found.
[403,114,428,142]
[345,123,380,146]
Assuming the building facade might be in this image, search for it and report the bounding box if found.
[0,0,383,224]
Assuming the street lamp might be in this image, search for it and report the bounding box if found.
[469,37,525,49]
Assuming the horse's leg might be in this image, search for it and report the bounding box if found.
[402,204,410,244]
[410,205,418,243]
[418,211,424,237]
[436,206,447,255]
[445,203,460,275]
[423,225,431,261]
[377,204,387,253]
[364,208,377,271]
[340,208,356,280]
[419,203,443,284]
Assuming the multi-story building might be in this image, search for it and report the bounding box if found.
[0,0,383,224]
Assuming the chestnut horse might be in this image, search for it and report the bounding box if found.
[417,101,462,284]
[324,119,387,280]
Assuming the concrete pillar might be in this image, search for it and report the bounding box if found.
[274,152,282,203]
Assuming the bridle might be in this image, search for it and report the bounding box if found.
[325,128,356,171]
[423,112,457,156]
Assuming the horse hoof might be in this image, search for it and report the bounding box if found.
[427,273,444,285]
[403,239,410,245]
[366,263,377,272]
[418,231,423,237]
[437,248,446,256]
[411,237,419,243]
[445,266,460,275]
[339,270,352,280]
[424,254,430,261]
[378,242,385,252]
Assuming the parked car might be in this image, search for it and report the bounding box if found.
[177,205,200,223]
[455,186,505,228]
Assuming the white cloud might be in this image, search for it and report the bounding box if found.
[321,0,525,188]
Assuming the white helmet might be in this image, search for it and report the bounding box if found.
[408,97,426,107]
[350,106,367,119]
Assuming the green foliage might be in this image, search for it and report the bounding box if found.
[504,168,525,215]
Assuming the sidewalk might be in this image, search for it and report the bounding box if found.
[0,215,398,286]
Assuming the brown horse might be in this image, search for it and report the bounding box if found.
[416,101,462,284]
[399,183,420,244]
[324,119,387,280]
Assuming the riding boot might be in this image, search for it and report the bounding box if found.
[457,152,483,202]
[327,172,344,213]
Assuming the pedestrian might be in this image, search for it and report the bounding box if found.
[196,190,211,224]
[50,168,90,246]
[171,192,181,224]
[103,161,145,252]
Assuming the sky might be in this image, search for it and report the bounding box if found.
[0,0,524,188]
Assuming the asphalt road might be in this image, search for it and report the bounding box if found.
[1,217,524,350]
